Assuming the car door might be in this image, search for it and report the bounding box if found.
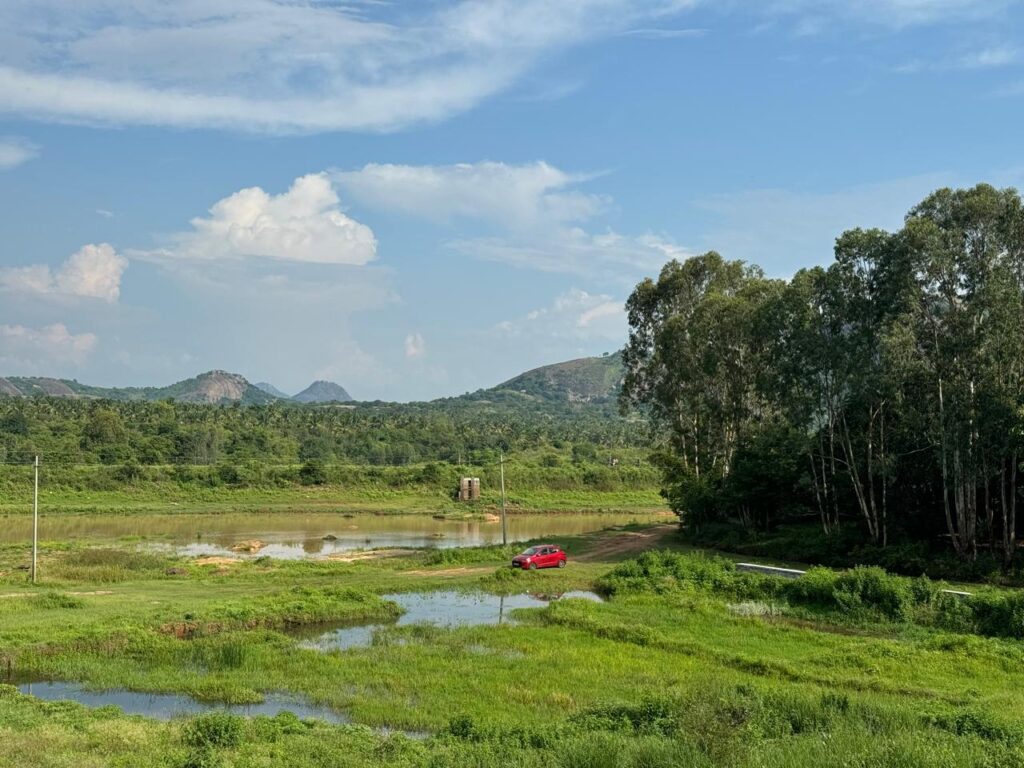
[536,547,551,567]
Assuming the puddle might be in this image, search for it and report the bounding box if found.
[15,680,349,723]
[13,680,429,738]
[293,590,603,651]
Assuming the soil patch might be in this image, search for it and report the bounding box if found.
[576,524,678,562]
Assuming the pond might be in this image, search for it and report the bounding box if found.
[291,589,603,651]
[0,511,669,559]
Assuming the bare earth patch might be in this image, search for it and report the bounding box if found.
[402,566,494,577]
[230,540,266,554]
[327,549,414,563]
[194,556,241,567]
[575,524,678,562]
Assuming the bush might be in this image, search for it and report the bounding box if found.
[971,592,1024,639]
[182,712,242,749]
[829,567,913,620]
[596,551,739,596]
[298,460,327,486]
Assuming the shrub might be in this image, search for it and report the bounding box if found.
[829,567,913,621]
[971,592,1024,639]
[596,551,739,596]
[182,712,242,749]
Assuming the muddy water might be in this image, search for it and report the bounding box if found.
[0,511,667,559]
[291,589,603,651]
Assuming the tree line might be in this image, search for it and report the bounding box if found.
[622,184,1024,566]
[0,394,648,468]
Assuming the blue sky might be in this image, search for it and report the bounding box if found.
[1,0,1023,400]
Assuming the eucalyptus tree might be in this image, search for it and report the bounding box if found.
[896,185,1024,560]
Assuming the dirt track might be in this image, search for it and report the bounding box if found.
[575,523,678,562]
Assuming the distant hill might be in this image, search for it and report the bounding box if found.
[491,351,624,403]
[293,380,353,403]
[254,382,291,399]
[0,370,278,405]
[0,354,622,406]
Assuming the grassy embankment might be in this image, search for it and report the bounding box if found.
[3,524,1024,766]
[0,454,666,517]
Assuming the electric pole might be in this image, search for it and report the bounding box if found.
[31,455,39,584]
[499,452,508,546]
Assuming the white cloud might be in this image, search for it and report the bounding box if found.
[335,162,606,230]
[764,0,1015,28]
[0,136,37,169]
[0,243,128,302]
[498,288,626,341]
[404,332,427,359]
[148,174,377,265]
[0,323,98,368]
[335,160,691,278]
[897,44,1019,72]
[0,1,693,133]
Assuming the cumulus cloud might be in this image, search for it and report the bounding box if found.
[498,288,626,341]
[0,323,98,368]
[150,174,376,265]
[0,136,37,169]
[0,0,694,133]
[0,243,128,302]
[404,332,427,359]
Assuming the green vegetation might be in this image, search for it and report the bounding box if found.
[622,183,1024,572]
[0,390,661,514]
[3,532,1024,767]
[497,351,623,403]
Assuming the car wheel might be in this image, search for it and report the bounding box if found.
[557,560,566,568]
[529,562,538,571]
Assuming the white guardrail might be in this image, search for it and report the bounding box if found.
[735,562,973,596]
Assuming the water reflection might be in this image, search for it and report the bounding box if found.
[0,511,668,560]
[292,590,603,651]
[15,680,349,723]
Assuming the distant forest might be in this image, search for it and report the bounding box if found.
[0,391,651,474]
[622,184,1024,571]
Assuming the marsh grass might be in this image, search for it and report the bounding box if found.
[7,540,1024,766]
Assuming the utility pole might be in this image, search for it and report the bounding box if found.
[499,452,508,546]
[31,455,39,584]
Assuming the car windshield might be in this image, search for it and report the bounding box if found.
[521,547,541,555]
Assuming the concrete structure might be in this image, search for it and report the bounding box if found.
[458,477,481,502]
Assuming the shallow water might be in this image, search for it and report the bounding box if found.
[14,680,349,723]
[292,589,603,651]
[0,511,667,559]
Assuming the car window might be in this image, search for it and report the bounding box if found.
[522,547,540,555]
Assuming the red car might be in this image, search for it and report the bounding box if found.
[511,544,567,570]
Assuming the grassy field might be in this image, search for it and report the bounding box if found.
[0,485,667,518]
[0,457,667,517]
[2,524,1023,767]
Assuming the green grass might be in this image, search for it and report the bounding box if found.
[2,528,1024,766]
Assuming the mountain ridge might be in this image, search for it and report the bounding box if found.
[0,352,622,405]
